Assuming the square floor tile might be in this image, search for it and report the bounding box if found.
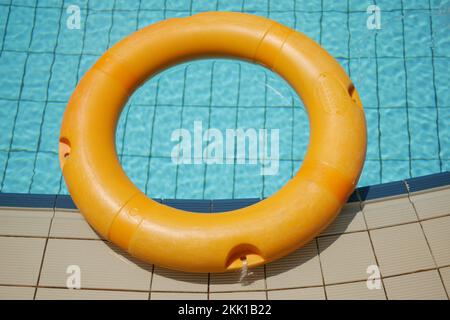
[151,267,208,292]
[362,196,418,229]
[49,210,100,239]
[0,208,53,237]
[326,281,386,300]
[39,239,152,291]
[266,241,322,289]
[0,236,45,286]
[35,288,149,300]
[384,270,447,300]
[410,188,450,220]
[318,232,377,284]
[0,286,35,300]
[422,216,450,267]
[439,267,450,297]
[268,287,325,300]
[209,266,265,292]
[370,223,436,277]
[209,291,266,300]
[150,292,207,300]
[320,203,366,236]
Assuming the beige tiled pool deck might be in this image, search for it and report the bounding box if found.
[0,185,449,300]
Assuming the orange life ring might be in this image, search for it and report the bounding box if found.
[59,12,366,273]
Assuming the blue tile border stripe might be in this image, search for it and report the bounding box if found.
[0,172,448,211]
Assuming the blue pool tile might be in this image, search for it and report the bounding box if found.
[358,179,408,201]
[122,106,155,157]
[434,58,450,107]
[294,0,322,11]
[358,160,381,187]
[162,199,211,213]
[239,64,267,108]
[11,101,43,151]
[3,6,34,51]
[294,12,321,42]
[438,108,450,159]
[217,0,245,11]
[321,12,349,57]
[211,198,260,212]
[137,10,165,29]
[139,0,165,10]
[269,11,295,29]
[192,0,219,12]
[146,157,177,199]
[132,78,158,107]
[29,7,60,52]
[47,54,79,102]
[203,164,234,199]
[156,67,185,107]
[292,108,308,160]
[83,11,112,55]
[164,10,190,19]
[121,155,149,193]
[243,0,268,12]
[382,160,410,183]
[180,106,210,134]
[29,152,61,194]
[1,151,35,193]
[262,159,292,197]
[55,9,84,55]
[0,100,16,150]
[150,106,182,157]
[233,164,263,198]
[109,10,138,47]
[89,0,114,10]
[38,102,65,154]
[406,58,435,108]
[164,0,192,11]
[378,58,406,108]
[411,160,442,179]
[322,0,347,11]
[350,58,377,108]
[116,0,140,10]
[174,164,206,199]
[376,11,404,57]
[0,52,27,100]
[0,151,7,184]
[404,11,432,57]
[379,108,409,160]
[77,54,98,80]
[21,53,53,101]
[265,107,292,160]
[183,61,214,107]
[406,171,450,193]
[266,72,297,107]
[349,12,376,59]
[116,104,129,154]
[211,62,240,107]
[431,11,450,57]
[0,193,56,208]
[365,108,380,160]
[409,108,439,159]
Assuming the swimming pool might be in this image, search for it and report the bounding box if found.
[0,0,449,200]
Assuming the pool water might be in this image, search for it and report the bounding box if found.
[0,0,449,200]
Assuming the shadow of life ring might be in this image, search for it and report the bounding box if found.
[59,12,367,273]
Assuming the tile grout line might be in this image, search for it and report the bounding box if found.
[404,180,450,300]
[2,263,450,296]
[358,191,389,299]
[314,238,328,300]
[32,205,57,300]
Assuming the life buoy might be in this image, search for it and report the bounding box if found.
[59,12,366,273]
